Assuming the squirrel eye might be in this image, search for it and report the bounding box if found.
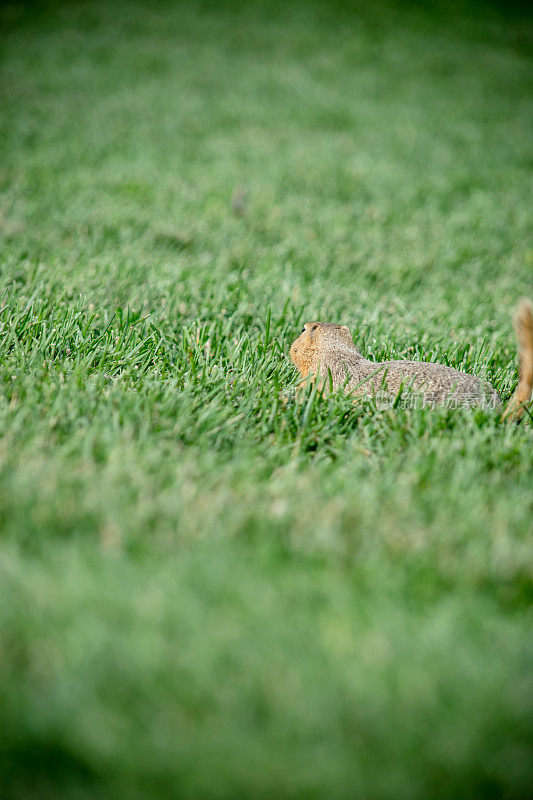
[301,327,306,333]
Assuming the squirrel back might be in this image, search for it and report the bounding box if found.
[290,302,533,419]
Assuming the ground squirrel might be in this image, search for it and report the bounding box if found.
[289,299,533,420]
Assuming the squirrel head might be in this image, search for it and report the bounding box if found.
[289,322,358,377]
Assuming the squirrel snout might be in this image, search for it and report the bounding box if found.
[289,340,298,364]
[289,333,305,368]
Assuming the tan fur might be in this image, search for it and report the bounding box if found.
[289,302,533,419]
[290,323,357,390]
[501,299,533,421]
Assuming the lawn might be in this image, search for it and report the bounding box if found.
[1,1,532,798]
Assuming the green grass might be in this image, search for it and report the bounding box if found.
[1,1,533,797]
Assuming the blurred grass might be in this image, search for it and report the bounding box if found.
[0,1,532,798]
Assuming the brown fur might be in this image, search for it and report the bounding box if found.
[290,302,533,419]
[501,299,533,421]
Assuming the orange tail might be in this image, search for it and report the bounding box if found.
[502,298,533,422]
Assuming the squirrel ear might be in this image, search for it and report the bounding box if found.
[341,325,350,333]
